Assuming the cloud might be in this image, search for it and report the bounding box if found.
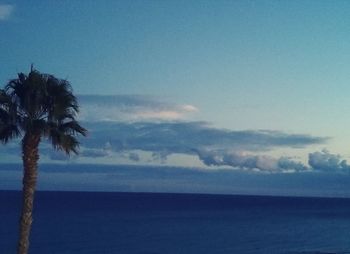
[78,95,198,121]
[0,4,14,20]
[190,147,350,173]
[308,149,350,172]
[80,148,110,158]
[0,117,328,171]
[0,94,328,171]
[196,149,308,172]
[75,121,326,170]
[0,89,330,171]
[278,156,308,172]
[82,121,327,154]
[128,152,140,162]
[151,151,170,164]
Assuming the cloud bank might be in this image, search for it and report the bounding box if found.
[64,121,325,172]
[82,121,326,153]
[197,150,307,172]
[0,4,14,20]
[0,95,335,173]
[63,95,326,172]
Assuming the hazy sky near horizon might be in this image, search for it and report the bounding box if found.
[1,1,350,194]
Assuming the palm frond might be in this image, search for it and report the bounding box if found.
[0,124,20,144]
[59,120,87,136]
[48,127,80,155]
[1,67,86,154]
[0,90,21,143]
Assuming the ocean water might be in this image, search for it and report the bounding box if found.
[1,191,350,254]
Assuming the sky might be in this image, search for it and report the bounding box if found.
[1,0,350,196]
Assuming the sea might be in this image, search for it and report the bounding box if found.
[1,191,350,254]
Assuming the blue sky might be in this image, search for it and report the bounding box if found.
[1,1,350,196]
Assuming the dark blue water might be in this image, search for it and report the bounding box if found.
[1,191,350,254]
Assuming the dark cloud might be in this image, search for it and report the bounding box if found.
[80,148,110,158]
[308,149,350,171]
[128,152,140,162]
[278,157,308,171]
[82,121,327,155]
[68,121,327,171]
[151,151,170,164]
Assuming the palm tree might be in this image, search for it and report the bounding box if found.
[0,66,87,254]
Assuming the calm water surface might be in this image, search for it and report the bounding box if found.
[1,191,350,254]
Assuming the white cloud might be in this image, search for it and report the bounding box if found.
[181,104,198,112]
[308,149,350,172]
[134,110,184,120]
[0,4,14,21]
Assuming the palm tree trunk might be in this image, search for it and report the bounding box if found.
[17,133,41,254]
